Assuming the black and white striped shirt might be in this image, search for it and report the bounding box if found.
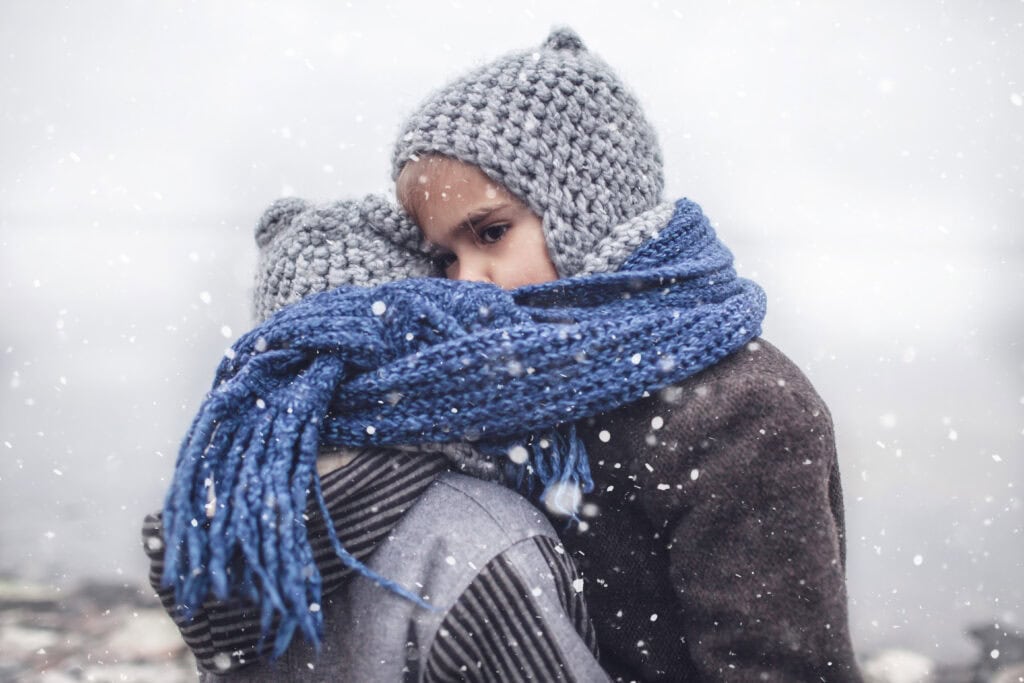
[143,448,598,681]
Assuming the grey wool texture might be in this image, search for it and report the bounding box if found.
[392,27,666,277]
[253,27,670,319]
[252,194,433,322]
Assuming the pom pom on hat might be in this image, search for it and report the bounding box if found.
[542,26,586,52]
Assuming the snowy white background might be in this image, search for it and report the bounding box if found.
[1,0,1021,666]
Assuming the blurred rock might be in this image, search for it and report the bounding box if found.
[863,648,935,683]
[861,621,1024,683]
[0,578,194,683]
[105,609,185,660]
[991,663,1024,683]
[0,578,60,610]
[970,624,1024,683]
[0,623,60,656]
[34,673,80,683]
[75,662,195,683]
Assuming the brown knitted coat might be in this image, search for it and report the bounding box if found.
[563,338,862,682]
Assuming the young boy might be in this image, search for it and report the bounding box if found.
[390,28,862,682]
[145,194,610,681]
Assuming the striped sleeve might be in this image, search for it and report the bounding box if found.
[143,512,274,671]
[424,536,602,683]
[142,448,448,674]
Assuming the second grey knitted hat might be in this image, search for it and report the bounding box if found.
[252,194,433,322]
[392,27,664,277]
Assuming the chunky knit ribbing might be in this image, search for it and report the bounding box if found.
[253,194,433,322]
[392,27,664,277]
[162,198,766,658]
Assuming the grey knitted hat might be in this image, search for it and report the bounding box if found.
[252,194,433,321]
[392,27,665,277]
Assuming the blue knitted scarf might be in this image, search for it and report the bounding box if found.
[161,198,766,656]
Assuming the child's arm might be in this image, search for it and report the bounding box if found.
[577,339,861,682]
[143,455,611,682]
[421,534,609,683]
[653,343,859,681]
[143,514,609,682]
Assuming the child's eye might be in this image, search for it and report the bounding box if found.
[477,223,510,244]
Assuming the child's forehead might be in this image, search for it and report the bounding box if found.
[398,156,500,211]
[400,156,471,187]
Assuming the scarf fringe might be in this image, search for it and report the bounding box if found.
[163,356,436,657]
[497,424,594,519]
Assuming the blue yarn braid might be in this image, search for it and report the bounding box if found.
[161,198,767,656]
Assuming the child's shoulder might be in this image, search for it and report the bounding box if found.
[581,337,833,451]
[682,337,831,418]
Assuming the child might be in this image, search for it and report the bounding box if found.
[388,28,862,682]
[146,195,609,681]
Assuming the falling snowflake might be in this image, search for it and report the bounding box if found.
[508,445,529,464]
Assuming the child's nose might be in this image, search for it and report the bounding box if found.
[453,254,493,284]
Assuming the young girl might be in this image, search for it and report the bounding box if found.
[388,28,861,681]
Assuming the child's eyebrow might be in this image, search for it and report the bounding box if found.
[454,203,508,235]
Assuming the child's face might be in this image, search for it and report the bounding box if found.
[397,156,558,289]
